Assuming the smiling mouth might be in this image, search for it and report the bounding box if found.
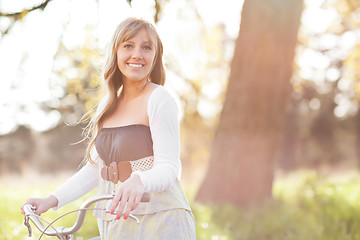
[127,63,144,69]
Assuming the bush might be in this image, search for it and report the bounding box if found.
[193,171,360,240]
[3,171,360,239]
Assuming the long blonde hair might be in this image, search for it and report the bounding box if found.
[84,17,166,163]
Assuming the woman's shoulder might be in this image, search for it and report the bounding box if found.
[147,84,179,113]
[148,84,174,103]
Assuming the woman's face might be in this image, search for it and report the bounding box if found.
[117,29,156,83]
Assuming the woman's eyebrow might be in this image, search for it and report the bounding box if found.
[123,40,152,45]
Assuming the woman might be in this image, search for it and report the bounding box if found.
[21,17,196,239]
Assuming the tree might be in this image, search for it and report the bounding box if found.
[0,0,54,36]
[196,0,304,206]
[0,0,165,36]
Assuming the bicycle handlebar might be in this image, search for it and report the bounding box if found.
[23,192,150,239]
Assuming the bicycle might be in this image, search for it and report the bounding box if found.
[23,192,150,240]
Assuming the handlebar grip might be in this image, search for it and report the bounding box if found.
[105,192,151,214]
[23,204,36,214]
[23,204,59,236]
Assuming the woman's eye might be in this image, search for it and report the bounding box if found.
[124,44,132,49]
[143,46,152,50]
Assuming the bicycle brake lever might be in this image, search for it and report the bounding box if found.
[129,214,140,224]
[24,215,32,237]
[105,200,140,223]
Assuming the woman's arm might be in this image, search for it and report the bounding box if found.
[21,147,99,214]
[109,87,181,220]
[133,86,181,193]
[50,152,99,210]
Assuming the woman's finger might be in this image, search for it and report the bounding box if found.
[109,189,123,214]
[115,194,128,220]
[21,198,38,215]
[132,194,142,211]
[122,195,135,220]
[34,208,42,216]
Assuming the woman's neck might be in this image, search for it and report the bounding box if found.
[121,80,149,101]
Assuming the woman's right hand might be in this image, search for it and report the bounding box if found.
[21,195,58,216]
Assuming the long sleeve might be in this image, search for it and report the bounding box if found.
[51,148,99,210]
[133,86,181,193]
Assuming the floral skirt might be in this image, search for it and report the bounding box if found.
[98,208,196,240]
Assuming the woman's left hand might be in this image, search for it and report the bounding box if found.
[109,173,145,220]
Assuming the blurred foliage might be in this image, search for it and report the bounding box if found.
[162,4,231,169]
[0,123,89,175]
[194,170,360,240]
[279,0,360,169]
[51,26,104,123]
[4,171,360,239]
[0,0,167,36]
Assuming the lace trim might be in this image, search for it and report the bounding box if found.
[130,156,154,172]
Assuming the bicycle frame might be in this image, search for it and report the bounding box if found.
[23,193,149,240]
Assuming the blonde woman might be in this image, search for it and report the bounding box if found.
[21,17,196,239]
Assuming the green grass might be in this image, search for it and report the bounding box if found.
[0,175,99,240]
[193,170,360,240]
[3,170,360,239]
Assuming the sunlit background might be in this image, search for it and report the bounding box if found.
[0,0,242,133]
[2,0,352,133]
[1,0,360,239]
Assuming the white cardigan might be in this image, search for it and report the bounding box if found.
[51,86,182,209]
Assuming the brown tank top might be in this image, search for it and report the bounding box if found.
[95,124,154,166]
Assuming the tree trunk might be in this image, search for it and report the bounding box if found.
[278,94,302,171]
[196,0,303,206]
[355,107,360,168]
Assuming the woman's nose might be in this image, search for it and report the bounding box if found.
[131,47,143,59]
